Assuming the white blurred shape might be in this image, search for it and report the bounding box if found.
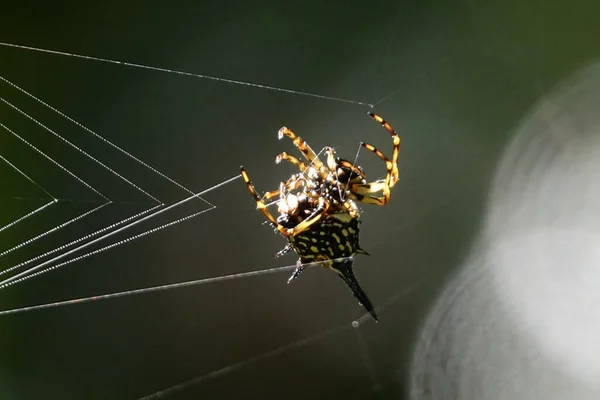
[491,230,600,386]
[410,61,600,399]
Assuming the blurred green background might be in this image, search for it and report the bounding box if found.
[1,1,600,399]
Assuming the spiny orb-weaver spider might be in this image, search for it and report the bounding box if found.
[240,112,400,322]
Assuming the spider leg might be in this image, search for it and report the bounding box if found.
[261,175,304,202]
[275,152,325,193]
[240,166,296,237]
[275,152,309,174]
[347,180,393,205]
[346,141,395,205]
[324,146,338,172]
[340,198,360,218]
[324,147,367,183]
[338,160,366,179]
[323,147,362,217]
[275,243,294,258]
[287,195,330,235]
[325,146,355,209]
[287,258,306,284]
[278,126,328,179]
[368,112,401,187]
[324,146,348,191]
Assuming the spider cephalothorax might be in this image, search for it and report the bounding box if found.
[240,112,400,321]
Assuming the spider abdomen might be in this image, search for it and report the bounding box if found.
[288,213,367,263]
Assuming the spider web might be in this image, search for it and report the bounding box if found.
[0,3,496,399]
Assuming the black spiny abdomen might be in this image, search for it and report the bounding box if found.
[288,214,364,263]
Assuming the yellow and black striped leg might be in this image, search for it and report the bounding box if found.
[368,112,401,187]
[325,147,366,182]
[288,196,330,235]
[324,146,338,172]
[346,141,395,205]
[340,197,360,219]
[348,183,389,205]
[338,159,367,179]
[240,166,292,237]
[278,126,328,179]
[275,152,309,174]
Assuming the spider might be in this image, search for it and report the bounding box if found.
[240,112,400,322]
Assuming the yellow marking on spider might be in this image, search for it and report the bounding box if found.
[338,244,345,251]
[332,233,341,243]
[332,213,353,223]
[348,227,356,234]
[342,229,349,237]
[372,114,385,124]
[363,143,377,151]
[310,246,319,253]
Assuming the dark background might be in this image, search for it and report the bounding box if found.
[1,1,599,399]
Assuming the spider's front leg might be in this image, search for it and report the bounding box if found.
[275,152,309,174]
[240,166,294,237]
[278,126,329,179]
